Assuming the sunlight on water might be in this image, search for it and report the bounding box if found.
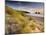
[26,13,44,17]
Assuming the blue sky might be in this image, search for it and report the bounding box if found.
[5,1,44,8]
[5,1,44,14]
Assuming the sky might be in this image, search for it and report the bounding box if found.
[5,1,44,14]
